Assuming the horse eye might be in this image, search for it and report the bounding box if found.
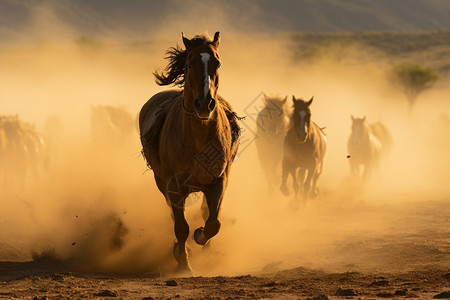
[187,63,191,69]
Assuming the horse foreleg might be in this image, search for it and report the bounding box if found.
[280,157,290,196]
[362,162,372,184]
[194,177,224,246]
[349,158,359,178]
[165,175,192,274]
[200,195,209,221]
[303,168,314,201]
[310,171,320,199]
[296,168,306,201]
[170,202,192,274]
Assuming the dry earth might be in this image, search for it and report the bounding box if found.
[1,199,449,299]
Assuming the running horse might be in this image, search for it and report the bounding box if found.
[280,96,327,204]
[347,116,392,182]
[0,115,46,189]
[255,95,288,191]
[139,32,240,274]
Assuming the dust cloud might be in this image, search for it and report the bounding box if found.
[1,2,449,276]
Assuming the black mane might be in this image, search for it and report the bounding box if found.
[154,34,213,87]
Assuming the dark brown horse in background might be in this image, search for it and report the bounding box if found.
[280,96,327,205]
[255,95,288,191]
[139,32,240,274]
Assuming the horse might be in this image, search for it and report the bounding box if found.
[90,105,135,146]
[255,95,288,192]
[138,32,240,274]
[280,96,327,204]
[0,115,46,190]
[347,116,392,182]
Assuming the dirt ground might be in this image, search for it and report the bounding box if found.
[1,199,449,299]
[1,28,450,299]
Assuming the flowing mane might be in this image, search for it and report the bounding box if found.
[154,34,215,87]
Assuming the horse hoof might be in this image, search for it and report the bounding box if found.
[176,263,194,277]
[280,186,289,196]
[194,227,207,245]
[173,242,181,260]
[173,242,191,262]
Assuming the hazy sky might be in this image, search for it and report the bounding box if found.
[2,0,450,45]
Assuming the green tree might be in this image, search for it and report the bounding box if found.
[393,64,438,112]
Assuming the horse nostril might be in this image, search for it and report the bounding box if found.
[194,98,201,111]
[208,98,216,111]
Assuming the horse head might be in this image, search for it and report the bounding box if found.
[292,95,313,142]
[260,95,288,135]
[183,32,221,120]
[350,115,367,145]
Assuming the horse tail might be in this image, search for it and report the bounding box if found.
[312,122,327,158]
[371,122,393,157]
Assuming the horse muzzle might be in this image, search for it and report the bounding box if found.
[194,97,216,120]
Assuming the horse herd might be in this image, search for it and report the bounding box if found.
[0,105,136,191]
[255,94,393,205]
[136,31,397,273]
[1,31,394,274]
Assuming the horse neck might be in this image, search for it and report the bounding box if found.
[351,124,370,145]
[264,111,286,134]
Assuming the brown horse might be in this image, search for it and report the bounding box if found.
[280,96,327,204]
[139,32,240,274]
[347,116,392,182]
[0,115,46,190]
[255,95,288,191]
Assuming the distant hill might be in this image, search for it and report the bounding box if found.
[2,0,450,44]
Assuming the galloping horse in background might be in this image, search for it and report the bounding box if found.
[255,95,288,190]
[347,116,392,182]
[91,105,135,146]
[280,96,327,204]
[0,115,46,190]
[139,32,240,273]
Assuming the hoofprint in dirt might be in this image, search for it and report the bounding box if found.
[0,261,449,299]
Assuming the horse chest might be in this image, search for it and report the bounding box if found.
[190,139,228,181]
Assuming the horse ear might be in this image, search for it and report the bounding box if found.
[282,96,287,104]
[182,32,192,50]
[211,31,220,48]
[292,95,297,103]
[307,96,314,106]
[362,116,366,122]
[351,114,355,121]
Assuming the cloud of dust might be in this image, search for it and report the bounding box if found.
[1,1,449,276]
